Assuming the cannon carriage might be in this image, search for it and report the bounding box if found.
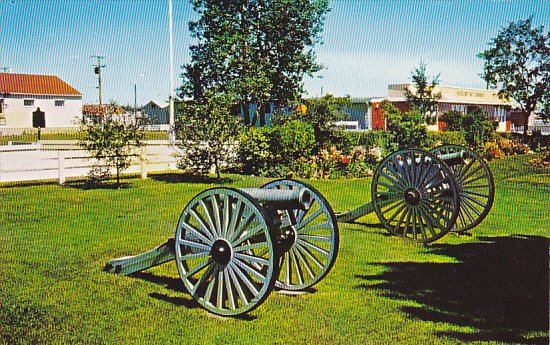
[337,144,495,242]
[106,180,339,316]
[105,144,493,316]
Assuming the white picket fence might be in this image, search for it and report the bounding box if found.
[0,140,179,184]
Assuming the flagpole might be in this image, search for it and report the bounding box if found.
[169,0,175,143]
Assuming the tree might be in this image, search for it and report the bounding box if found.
[173,91,241,179]
[479,17,550,135]
[382,101,426,149]
[180,0,330,126]
[404,61,442,125]
[79,114,145,187]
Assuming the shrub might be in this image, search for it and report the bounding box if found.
[382,101,426,149]
[483,141,505,160]
[440,111,465,131]
[337,130,396,154]
[272,94,351,149]
[237,126,279,176]
[277,119,316,161]
[423,131,468,149]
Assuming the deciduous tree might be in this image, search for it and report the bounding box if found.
[180,0,329,126]
[79,114,145,187]
[479,17,550,135]
[404,62,442,125]
[173,91,241,179]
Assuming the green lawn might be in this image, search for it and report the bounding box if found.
[1,156,548,344]
[0,130,168,144]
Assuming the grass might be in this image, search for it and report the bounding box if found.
[0,156,548,344]
[0,130,168,144]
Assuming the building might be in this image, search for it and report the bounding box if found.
[143,100,169,124]
[82,104,135,124]
[370,84,515,132]
[0,72,82,128]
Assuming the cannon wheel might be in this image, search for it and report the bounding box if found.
[261,179,339,291]
[175,187,279,316]
[372,149,461,243]
[430,144,495,233]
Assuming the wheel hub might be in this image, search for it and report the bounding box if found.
[277,227,297,253]
[404,188,422,206]
[210,239,232,266]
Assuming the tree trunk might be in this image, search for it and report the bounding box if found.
[241,102,250,126]
[116,157,120,188]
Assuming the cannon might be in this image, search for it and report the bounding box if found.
[337,145,495,243]
[105,179,339,316]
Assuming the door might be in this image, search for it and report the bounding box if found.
[32,107,45,128]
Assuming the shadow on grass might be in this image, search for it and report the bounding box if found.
[149,173,233,185]
[66,181,132,190]
[355,235,549,344]
[130,271,257,320]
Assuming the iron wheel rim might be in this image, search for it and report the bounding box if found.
[261,179,339,291]
[175,187,278,316]
[372,149,460,243]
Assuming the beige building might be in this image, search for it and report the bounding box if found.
[0,73,82,129]
[383,84,516,132]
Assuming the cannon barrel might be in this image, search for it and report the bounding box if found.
[238,187,312,210]
[436,151,465,166]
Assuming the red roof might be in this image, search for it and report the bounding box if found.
[0,73,81,96]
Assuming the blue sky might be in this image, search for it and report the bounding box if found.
[0,0,548,105]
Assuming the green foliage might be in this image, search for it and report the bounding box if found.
[174,92,241,178]
[273,94,351,149]
[479,17,550,133]
[382,101,427,149]
[403,61,442,124]
[237,126,278,176]
[277,119,316,160]
[337,130,396,154]
[421,131,470,151]
[79,115,145,186]
[440,110,464,131]
[236,119,315,177]
[181,0,330,125]
[462,108,496,149]
[439,108,496,149]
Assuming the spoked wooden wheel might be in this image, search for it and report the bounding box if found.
[372,149,461,243]
[261,179,339,291]
[430,144,495,233]
[175,188,278,316]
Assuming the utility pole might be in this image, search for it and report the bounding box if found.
[91,56,106,107]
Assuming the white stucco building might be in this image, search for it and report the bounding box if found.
[0,73,82,129]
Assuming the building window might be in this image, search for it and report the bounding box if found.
[24,99,35,107]
[55,100,65,107]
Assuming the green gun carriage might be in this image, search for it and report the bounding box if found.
[337,144,495,243]
[106,179,339,316]
[105,144,493,316]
